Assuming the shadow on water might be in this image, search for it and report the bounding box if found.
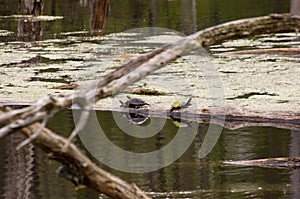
[0,109,299,199]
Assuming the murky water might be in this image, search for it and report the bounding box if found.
[1,0,299,198]
[0,0,299,110]
[0,0,290,39]
[1,110,300,199]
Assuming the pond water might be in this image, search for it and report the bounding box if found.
[1,0,299,199]
[0,110,300,199]
[0,0,299,111]
[0,0,290,39]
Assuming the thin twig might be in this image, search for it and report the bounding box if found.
[16,117,48,150]
[63,105,91,151]
[0,105,33,125]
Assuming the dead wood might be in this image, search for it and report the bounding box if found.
[224,157,300,169]
[1,13,300,198]
[1,13,300,138]
[0,108,151,199]
[219,47,300,57]
[102,105,300,130]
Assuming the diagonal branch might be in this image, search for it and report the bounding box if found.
[0,109,150,199]
[1,14,300,139]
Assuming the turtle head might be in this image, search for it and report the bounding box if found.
[170,100,181,112]
[172,100,182,108]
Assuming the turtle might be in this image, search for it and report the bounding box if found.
[170,97,192,112]
[119,96,149,109]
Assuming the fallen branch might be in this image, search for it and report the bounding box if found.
[0,108,151,199]
[1,14,300,138]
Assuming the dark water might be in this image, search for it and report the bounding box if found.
[1,110,300,199]
[0,0,299,198]
[0,0,290,41]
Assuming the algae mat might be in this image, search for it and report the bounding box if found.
[0,31,299,111]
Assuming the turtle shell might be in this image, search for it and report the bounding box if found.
[120,97,149,108]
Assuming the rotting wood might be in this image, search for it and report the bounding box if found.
[0,13,300,198]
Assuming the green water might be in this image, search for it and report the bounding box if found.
[0,0,289,41]
[1,110,299,198]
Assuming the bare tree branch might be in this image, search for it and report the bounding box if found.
[0,108,151,199]
[1,14,300,139]
[16,117,48,150]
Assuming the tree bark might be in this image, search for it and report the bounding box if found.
[18,0,44,41]
[90,0,110,35]
[0,108,151,199]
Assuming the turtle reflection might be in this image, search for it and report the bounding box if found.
[170,115,190,128]
[119,96,150,125]
[122,112,149,125]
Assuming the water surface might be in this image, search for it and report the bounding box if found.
[1,110,300,199]
[0,1,299,198]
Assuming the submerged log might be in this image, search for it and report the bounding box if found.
[85,103,299,130]
[224,157,300,169]
[219,47,300,57]
[2,102,299,130]
[118,105,300,130]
